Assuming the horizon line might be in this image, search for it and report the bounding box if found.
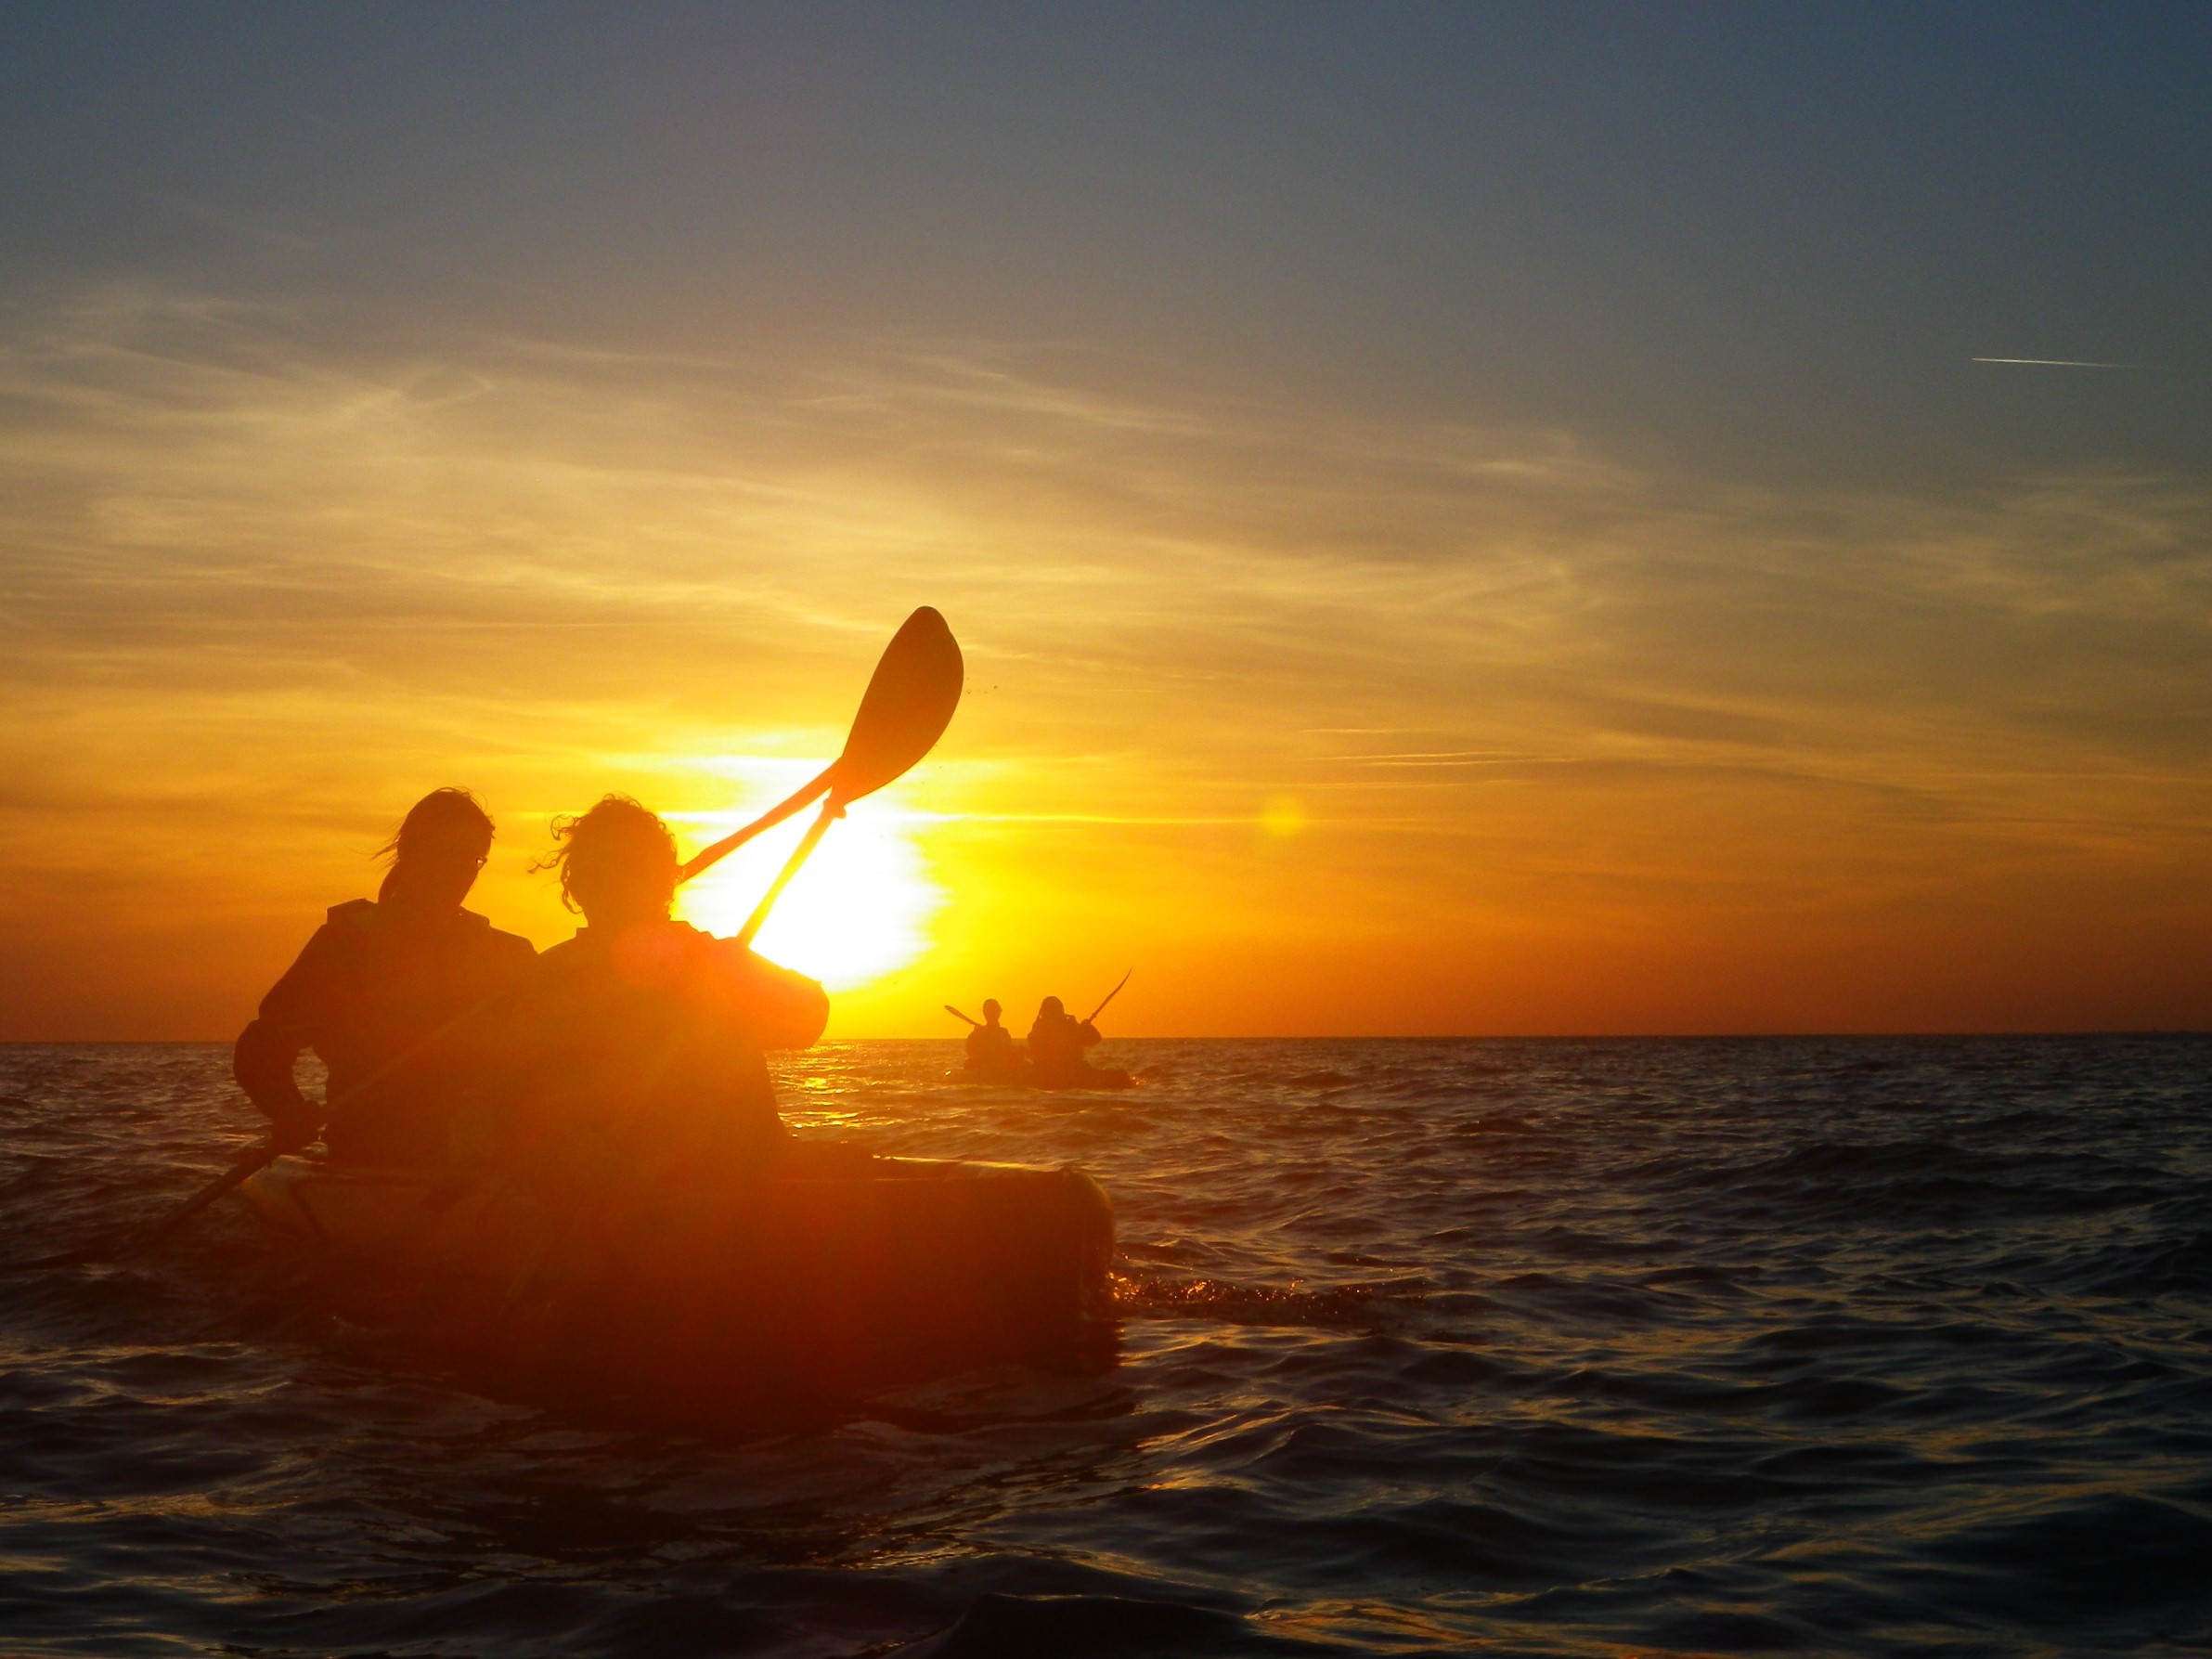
[6,1030,2205,1046]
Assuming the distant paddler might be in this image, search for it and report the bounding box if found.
[234,788,537,1166]
[948,999,1029,1083]
[1028,973,1134,1090]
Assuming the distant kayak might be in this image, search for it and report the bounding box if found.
[234,1145,1117,1426]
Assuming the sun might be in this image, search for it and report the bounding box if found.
[674,799,944,992]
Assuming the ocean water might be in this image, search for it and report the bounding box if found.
[1,1037,2207,1657]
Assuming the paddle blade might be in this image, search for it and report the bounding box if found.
[830,606,964,803]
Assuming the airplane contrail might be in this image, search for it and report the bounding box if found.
[1971,356,2133,369]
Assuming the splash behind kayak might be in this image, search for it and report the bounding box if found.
[236,1148,1117,1426]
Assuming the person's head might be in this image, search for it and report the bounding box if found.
[377,787,494,912]
[982,998,1002,1024]
[540,796,679,930]
[1039,996,1064,1019]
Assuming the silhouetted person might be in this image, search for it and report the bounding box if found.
[1027,995,1102,1088]
[472,796,826,1199]
[964,998,1021,1076]
[234,788,536,1165]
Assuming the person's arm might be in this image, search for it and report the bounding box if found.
[233,924,347,1149]
[718,946,829,1050]
[1079,1020,1102,1050]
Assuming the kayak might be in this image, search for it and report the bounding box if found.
[235,1146,1117,1425]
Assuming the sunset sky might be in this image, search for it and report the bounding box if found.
[5,3,2210,1038]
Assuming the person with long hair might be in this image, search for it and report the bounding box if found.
[1026,994,1103,1088]
[234,787,537,1164]
[478,795,827,1198]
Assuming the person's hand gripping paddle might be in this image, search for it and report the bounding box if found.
[680,604,964,943]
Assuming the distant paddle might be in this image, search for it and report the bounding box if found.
[945,1004,980,1026]
[1087,970,1133,1024]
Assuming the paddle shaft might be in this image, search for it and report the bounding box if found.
[10,977,530,1271]
[1087,969,1133,1024]
[677,765,835,886]
[119,1139,279,1258]
[732,796,844,949]
[945,1004,980,1026]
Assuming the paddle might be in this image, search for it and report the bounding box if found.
[679,606,964,888]
[725,606,964,949]
[8,979,532,1272]
[1086,969,1133,1025]
[945,1004,980,1026]
[92,1138,291,1264]
[6,1136,278,1270]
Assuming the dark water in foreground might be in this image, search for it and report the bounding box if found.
[2,1038,2208,1657]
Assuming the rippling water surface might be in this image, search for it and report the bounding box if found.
[2,1037,2207,1656]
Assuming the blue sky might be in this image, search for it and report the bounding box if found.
[6,2,2206,485]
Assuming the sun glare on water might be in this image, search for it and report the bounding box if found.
[674,800,944,992]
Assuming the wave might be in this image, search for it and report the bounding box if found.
[4,1036,2208,1657]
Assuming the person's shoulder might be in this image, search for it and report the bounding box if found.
[305,899,382,952]
[705,936,826,995]
[537,933,589,965]
[694,927,765,966]
[460,908,538,958]
[518,935,599,996]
